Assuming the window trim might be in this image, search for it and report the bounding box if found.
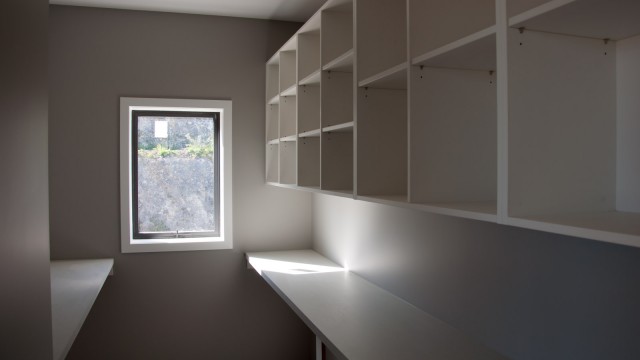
[120,97,232,253]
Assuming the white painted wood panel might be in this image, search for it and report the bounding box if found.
[247,250,506,360]
[51,259,113,360]
[616,34,640,213]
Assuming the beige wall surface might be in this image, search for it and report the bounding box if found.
[313,194,640,360]
[49,6,313,359]
[0,0,53,358]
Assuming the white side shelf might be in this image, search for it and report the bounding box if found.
[412,27,496,71]
[247,250,505,360]
[322,121,353,133]
[322,49,354,72]
[358,62,408,89]
[299,129,321,138]
[281,84,297,97]
[51,258,114,360]
[299,70,321,86]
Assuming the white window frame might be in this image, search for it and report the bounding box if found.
[120,97,232,253]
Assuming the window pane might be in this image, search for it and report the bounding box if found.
[136,115,216,234]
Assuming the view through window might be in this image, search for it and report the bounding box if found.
[132,111,220,239]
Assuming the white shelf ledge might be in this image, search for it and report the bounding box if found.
[412,26,496,71]
[359,62,408,89]
[322,49,355,72]
[299,129,321,138]
[507,211,640,248]
[267,94,279,105]
[267,138,280,145]
[509,0,640,41]
[51,258,114,360]
[322,121,354,133]
[299,70,321,86]
[247,250,505,360]
[280,135,297,142]
[281,84,297,97]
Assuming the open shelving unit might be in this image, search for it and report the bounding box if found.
[266,0,640,248]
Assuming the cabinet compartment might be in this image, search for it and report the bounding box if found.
[356,0,406,83]
[279,140,297,185]
[267,62,279,103]
[280,50,297,94]
[280,95,297,138]
[298,85,320,134]
[410,0,495,60]
[298,136,320,188]
[410,66,497,218]
[507,28,640,244]
[266,143,279,183]
[298,31,320,84]
[322,1,353,69]
[321,71,352,128]
[321,130,353,195]
[356,87,407,200]
[266,104,279,142]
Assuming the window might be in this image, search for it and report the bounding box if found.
[120,98,232,253]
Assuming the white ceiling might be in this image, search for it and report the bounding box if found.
[50,0,327,22]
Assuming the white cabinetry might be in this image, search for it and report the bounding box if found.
[266,0,640,247]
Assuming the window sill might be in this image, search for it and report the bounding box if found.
[122,237,232,253]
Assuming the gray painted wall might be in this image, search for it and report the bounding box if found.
[313,194,640,360]
[0,0,53,358]
[49,6,314,359]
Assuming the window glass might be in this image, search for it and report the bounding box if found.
[133,111,220,239]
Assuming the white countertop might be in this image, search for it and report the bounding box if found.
[247,250,505,360]
[50,259,114,360]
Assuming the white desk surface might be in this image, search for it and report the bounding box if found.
[50,259,114,360]
[247,250,505,360]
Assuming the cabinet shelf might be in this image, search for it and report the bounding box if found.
[267,138,280,146]
[358,195,409,207]
[299,129,321,138]
[299,70,321,86]
[409,202,497,222]
[267,95,279,105]
[281,84,297,97]
[358,62,408,89]
[508,211,640,248]
[322,121,353,133]
[412,27,496,71]
[509,0,640,41]
[280,135,297,142]
[322,48,354,72]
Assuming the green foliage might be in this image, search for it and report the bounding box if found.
[138,144,178,158]
[137,135,214,159]
[185,134,214,159]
